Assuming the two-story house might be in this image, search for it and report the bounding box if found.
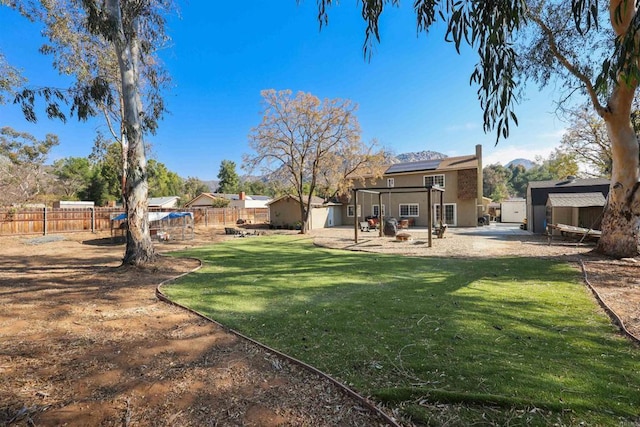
[343,144,483,227]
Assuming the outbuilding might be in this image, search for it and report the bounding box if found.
[526,177,610,234]
[267,195,341,230]
[500,198,526,223]
[545,192,606,234]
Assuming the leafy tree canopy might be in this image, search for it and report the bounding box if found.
[217,160,240,194]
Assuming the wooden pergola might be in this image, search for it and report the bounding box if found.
[352,185,446,247]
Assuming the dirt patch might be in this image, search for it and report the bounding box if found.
[0,229,390,426]
[1,225,638,426]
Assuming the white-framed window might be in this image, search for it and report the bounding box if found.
[387,178,395,188]
[424,174,445,187]
[434,203,457,226]
[399,203,419,217]
[373,204,385,217]
[347,205,361,217]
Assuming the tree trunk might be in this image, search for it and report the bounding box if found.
[106,0,155,265]
[597,84,640,258]
[299,202,309,234]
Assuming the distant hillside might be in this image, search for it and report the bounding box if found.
[506,158,536,170]
[202,180,219,192]
[204,151,448,187]
[395,150,447,163]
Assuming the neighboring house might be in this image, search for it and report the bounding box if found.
[267,195,341,230]
[53,201,95,209]
[526,177,610,234]
[344,144,484,227]
[148,196,180,209]
[500,198,526,223]
[223,192,271,209]
[184,192,271,209]
[184,193,226,208]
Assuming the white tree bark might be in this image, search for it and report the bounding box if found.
[596,1,640,257]
[105,0,155,265]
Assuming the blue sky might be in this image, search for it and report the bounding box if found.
[0,2,567,181]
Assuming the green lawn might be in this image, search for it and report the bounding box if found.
[163,235,640,426]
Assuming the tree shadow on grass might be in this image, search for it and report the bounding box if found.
[165,237,640,423]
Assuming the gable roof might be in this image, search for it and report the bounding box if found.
[183,192,223,206]
[547,192,606,208]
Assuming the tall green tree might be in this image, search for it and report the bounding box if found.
[217,160,240,194]
[311,1,640,257]
[51,156,92,198]
[483,164,513,201]
[147,159,183,197]
[89,133,125,203]
[509,164,530,198]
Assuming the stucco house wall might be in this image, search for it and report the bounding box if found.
[268,195,335,230]
[342,145,482,228]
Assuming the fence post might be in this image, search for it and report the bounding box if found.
[43,207,47,236]
[91,207,95,233]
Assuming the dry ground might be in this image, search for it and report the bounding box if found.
[1,225,638,426]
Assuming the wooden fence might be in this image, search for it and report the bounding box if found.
[0,207,270,236]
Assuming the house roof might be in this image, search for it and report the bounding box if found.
[148,196,179,207]
[436,154,478,171]
[206,193,272,201]
[184,192,272,206]
[547,192,606,208]
[183,192,221,206]
[385,159,441,174]
[528,177,610,189]
[384,154,478,175]
[267,194,326,207]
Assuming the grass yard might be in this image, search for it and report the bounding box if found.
[163,235,640,426]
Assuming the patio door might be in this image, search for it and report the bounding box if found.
[434,203,457,226]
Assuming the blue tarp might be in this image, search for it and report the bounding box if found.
[111,212,193,222]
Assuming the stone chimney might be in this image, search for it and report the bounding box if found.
[239,192,246,201]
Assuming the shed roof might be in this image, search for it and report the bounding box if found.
[528,177,610,189]
[267,194,326,207]
[547,192,606,208]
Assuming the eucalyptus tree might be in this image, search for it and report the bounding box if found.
[5,0,171,264]
[312,0,640,257]
[0,126,59,206]
[40,0,168,197]
[0,53,24,105]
